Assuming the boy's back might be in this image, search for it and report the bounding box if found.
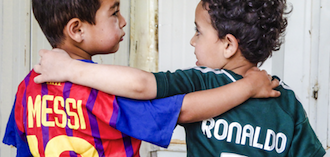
[167,68,325,156]
[3,69,141,156]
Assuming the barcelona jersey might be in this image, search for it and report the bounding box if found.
[3,61,184,157]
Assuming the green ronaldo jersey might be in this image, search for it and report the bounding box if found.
[153,67,325,157]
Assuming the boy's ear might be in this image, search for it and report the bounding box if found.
[65,18,84,43]
[223,34,239,59]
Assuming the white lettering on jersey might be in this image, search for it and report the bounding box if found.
[241,124,254,146]
[264,129,276,151]
[202,118,215,138]
[253,127,263,149]
[276,133,287,153]
[214,119,228,140]
[201,118,287,154]
[227,122,242,144]
[220,153,247,157]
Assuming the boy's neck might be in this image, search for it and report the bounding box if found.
[223,55,257,76]
[57,44,93,60]
[229,64,257,76]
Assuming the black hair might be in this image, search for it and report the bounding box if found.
[32,0,101,48]
[201,0,291,64]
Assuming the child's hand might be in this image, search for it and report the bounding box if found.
[244,67,281,98]
[34,49,73,83]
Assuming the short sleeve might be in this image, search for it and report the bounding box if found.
[153,67,236,98]
[278,86,326,157]
[2,102,32,157]
[3,104,18,146]
[114,95,185,148]
[153,68,205,98]
[153,70,199,98]
[288,118,326,157]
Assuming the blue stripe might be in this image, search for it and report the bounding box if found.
[41,83,49,149]
[122,133,134,157]
[109,97,119,128]
[22,72,31,133]
[63,82,73,137]
[85,89,104,156]
[62,82,78,157]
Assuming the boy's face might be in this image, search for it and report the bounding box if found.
[190,1,227,69]
[83,0,126,55]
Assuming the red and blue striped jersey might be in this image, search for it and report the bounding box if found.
[3,67,184,157]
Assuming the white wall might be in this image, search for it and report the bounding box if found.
[0,0,31,156]
[159,0,199,72]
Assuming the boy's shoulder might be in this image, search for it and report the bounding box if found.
[18,70,59,88]
[16,70,37,91]
[178,66,242,83]
[153,67,238,98]
[16,70,84,95]
[271,76,308,122]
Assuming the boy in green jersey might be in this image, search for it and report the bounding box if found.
[33,0,325,156]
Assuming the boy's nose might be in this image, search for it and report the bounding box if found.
[119,14,127,28]
[190,34,196,47]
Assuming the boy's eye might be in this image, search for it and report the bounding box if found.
[195,27,200,36]
[112,10,120,16]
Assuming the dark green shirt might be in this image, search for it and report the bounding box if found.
[153,66,325,157]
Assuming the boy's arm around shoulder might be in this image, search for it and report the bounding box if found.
[178,67,281,123]
[64,61,157,99]
[34,49,157,99]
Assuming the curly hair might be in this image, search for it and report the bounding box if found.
[32,0,101,48]
[201,0,291,64]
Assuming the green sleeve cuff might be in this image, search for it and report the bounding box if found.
[153,72,168,98]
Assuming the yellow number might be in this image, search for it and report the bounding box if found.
[27,135,99,157]
[27,135,41,157]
